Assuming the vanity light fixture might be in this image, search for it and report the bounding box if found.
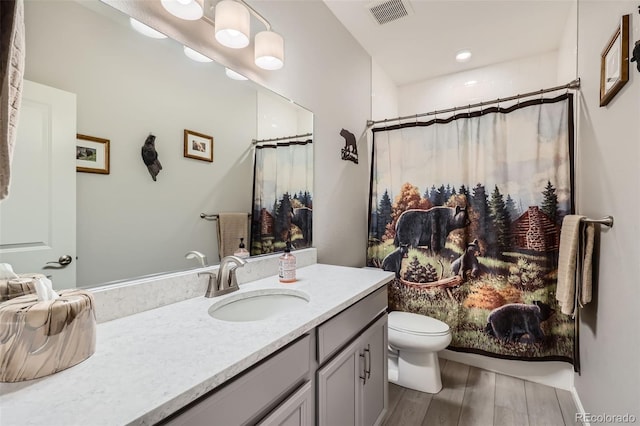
[214,0,251,48]
[160,0,285,70]
[225,67,249,80]
[129,18,168,39]
[215,0,284,70]
[456,49,472,62]
[255,30,284,70]
[183,46,213,62]
[161,0,204,21]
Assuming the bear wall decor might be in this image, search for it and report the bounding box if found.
[339,128,358,164]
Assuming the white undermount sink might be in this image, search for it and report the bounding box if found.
[208,288,310,322]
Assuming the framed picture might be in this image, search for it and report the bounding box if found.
[76,134,110,174]
[600,14,629,107]
[184,129,213,162]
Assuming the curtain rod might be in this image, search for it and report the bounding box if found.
[252,132,312,144]
[366,78,580,127]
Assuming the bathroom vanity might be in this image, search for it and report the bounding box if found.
[0,263,393,425]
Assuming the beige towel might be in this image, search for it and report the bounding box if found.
[556,215,595,315]
[217,212,249,259]
[579,223,595,307]
[0,0,25,201]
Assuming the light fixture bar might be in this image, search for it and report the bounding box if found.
[237,0,271,31]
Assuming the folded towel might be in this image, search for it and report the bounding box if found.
[0,0,26,200]
[556,215,595,315]
[217,212,249,259]
[579,223,595,307]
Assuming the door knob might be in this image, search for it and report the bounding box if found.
[45,255,73,267]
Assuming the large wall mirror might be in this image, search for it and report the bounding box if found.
[0,0,312,289]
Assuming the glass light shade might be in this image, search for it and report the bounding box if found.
[254,30,284,70]
[129,18,168,39]
[183,46,213,62]
[215,0,250,49]
[225,68,248,80]
[161,0,204,21]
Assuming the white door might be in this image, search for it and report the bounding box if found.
[0,80,76,289]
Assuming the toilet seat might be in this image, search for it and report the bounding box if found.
[388,311,450,336]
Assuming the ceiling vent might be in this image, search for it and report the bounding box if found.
[368,0,413,25]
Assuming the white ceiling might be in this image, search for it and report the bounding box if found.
[324,0,575,86]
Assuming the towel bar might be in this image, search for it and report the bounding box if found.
[580,216,614,228]
[200,213,251,220]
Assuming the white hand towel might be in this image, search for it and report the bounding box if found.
[34,277,59,301]
[0,263,19,279]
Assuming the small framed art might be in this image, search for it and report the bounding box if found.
[76,134,110,174]
[184,129,213,162]
[600,14,630,107]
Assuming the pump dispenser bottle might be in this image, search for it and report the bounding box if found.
[278,241,296,283]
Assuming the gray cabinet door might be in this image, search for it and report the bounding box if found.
[317,313,388,426]
[258,381,313,426]
[361,315,388,426]
[317,339,361,426]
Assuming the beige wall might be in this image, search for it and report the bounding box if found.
[246,1,373,267]
[575,1,640,418]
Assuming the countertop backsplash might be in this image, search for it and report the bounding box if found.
[91,248,318,323]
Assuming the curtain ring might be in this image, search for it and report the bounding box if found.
[415,114,418,125]
[497,98,501,109]
[467,104,471,118]
[517,95,520,107]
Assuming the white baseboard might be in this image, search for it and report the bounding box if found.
[439,349,575,390]
[571,386,589,426]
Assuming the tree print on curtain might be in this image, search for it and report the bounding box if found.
[251,140,313,255]
[367,95,576,364]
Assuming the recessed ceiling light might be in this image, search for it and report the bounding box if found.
[464,80,477,87]
[456,49,472,63]
[129,18,167,39]
[183,46,213,62]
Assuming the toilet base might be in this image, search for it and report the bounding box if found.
[388,349,443,394]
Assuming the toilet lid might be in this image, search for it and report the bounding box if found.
[388,311,450,336]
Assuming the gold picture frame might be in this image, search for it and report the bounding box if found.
[600,14,629,107]
[76,134,110,174]
[184,129,214,162]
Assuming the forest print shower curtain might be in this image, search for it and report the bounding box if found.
[251,140,313,256]
[367,94,575,364]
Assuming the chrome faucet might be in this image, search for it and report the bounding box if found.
[201,255,247,298]
[185,250,208,267]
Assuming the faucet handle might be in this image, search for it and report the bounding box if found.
[199,271,218,298]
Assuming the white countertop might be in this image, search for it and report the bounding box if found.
[0,264,393,426]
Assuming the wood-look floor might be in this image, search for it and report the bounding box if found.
[383,359,581,426]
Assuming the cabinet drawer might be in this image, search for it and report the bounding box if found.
[163,334,311,426]
[317,286,387,365]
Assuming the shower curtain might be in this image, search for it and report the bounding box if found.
[251,139,313,256]
[367,94,576,364]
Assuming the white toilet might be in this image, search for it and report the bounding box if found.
[387,311,452,393]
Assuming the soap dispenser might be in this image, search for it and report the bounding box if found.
[234,237,250,259]
[278,241,296,283]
